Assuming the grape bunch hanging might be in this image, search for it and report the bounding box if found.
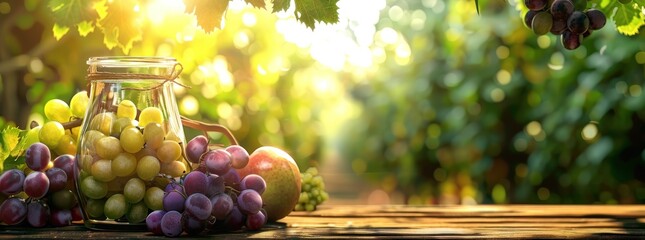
[523,0,606,50]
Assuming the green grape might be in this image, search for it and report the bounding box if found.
[70,91,89,118]
[156,140,181,163]
[23,126,41,147]
[86,198,106,219]
[44,99,72,122]
[111,153,138,177]
[117,100,138,120]
[39,121,65,148]
[55,134,77,155]
[91,159,116,182]
[80,155,96,173]
[127,201,148,223]
[95,136,122,160]
[295,204,304,211]
[138,107,164,127]
[123,178,146,203]
[104,194,128,220]
[143,123,165,149]
[83,130,105,151]
[144,186,164,210]
[111,117,136,136]
[51,190,77,210]
[81,176,108,199]
[296,167,329,212]
[89,112,116,135]
[299,192,309,203]
[134,146,157,160]
[160,160,186,178]
[120,127,144,154]
[531,11,553,36]
[305,203,315,211]
[137,155,160,181]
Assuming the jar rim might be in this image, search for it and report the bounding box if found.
[87,56,177,67]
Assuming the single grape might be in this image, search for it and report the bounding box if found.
[210,193,234,220]
[27,201,50,227]
[39,121,65,149]
[185,193,212,221]
[157,140,182,163]
[55,134,77,155]
[567,11,589,34]
[111,153,138,177]
[221,168,241,190]
[82,129,105,152]
[51,190,77,210]
[185,135,208,164]
[224,207,245,231]
[70,91,89,118]
[550,0,574,19]
[45,167,67,192]
[50,209,72,226]
[123,178,146,203]
[143,123,165,149]
[161,210,183,237]
[585,9,606,30]
[80,176,108,199]
[71,205,83,221]
[160,160,187,178]
[139,107,164,127]
[550,16,567,35]
[0,197,27,225]
[23,126,41,147]
[24,171,50,199]
[165,181,185,193]
[237,189,262,215]
[127,201,149,223]
[104,194,127,220]
[226,145,250,169]
[95,136,123,160]
[531,11,553,36]
[0,169,25,195]
[524,0,547,11]
[246,210,266,230]
[163,190,186,212]
[145,187,165,210]
[120,127,145,153]
[203,149,232,176]
[182,213,207,235]
[146,210,167,235]
[89,112,116,136]
[86,198,106,219]
[91,159,116,182]
[240,174,266,195]
[183,171,208,196]
[259,208,268,224]
[44,99,72,122]
[206,173,225,198]
[111,117,136,137]
[524,10,539,29]
[53,154,75,180]
[137,155,161,181]
[25,142,51,172]
[561,30,582,50]
[117,100,138,120]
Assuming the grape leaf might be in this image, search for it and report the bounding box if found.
[184,0,230,33]
[272,0,291,12]
[77,20,96,37]
[97,0,142,53]
[608,1,645,36]
[49,0,100,39]
[293,0,340,29]
[245,0,266,9]
[52,23,70,40]
[0,127,22,172]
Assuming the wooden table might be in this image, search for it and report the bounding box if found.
[1,205,644,239]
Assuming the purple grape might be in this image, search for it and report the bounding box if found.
[245,211,266,230]
[45,167,67,192]
[71,205,83,221]
[183,171,208,195]
[524,10,539,29]
[224,207,245,231]
[182,212,206,235]
[226,145,249,169]
[210,193,234,220]
[550,0,574,19]
[206,173,224,198]
[551,16,567,35]
[0,169,25,195]
[163,191,186,212]
[259,208,268,224]
[185,193,212,221]
[240,174,266,195]
[567,11,589,34]
[50,209,72,226]
[0,197,27,225]
[222,169,240,190]
[27,201,50,227]
[561,30,582,50]
[203,149,232,175]
[524,0,547,11]
[146,210,167,235]
[237,189,262,215]
[25,142,51,171]
[165,181,185,194]
[24,171,50,199]
[186,135,209,164]
[53,154,76,180]
[161,210,183,237]
[586,9,606,30]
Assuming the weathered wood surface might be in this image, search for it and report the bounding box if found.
[1,205,644,239]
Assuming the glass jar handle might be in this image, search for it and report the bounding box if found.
[180,116,238,146]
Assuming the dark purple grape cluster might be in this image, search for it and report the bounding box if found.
[0,143,81,227]
[145,135,267,237]
[523,0,606,50]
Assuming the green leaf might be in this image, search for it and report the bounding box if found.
[0,126,22,171]
[184,0,229,33]
[77,20,95,37]
[293,0,340,29]
[48,0,99,28]
[609,1,645,36]
[98,0,143,53]
[272,0,291,12]
[245,0,266,9]
[52,23,70,40]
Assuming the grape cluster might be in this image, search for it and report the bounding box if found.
[145,135,267,237]
[0,143,81,227]
[294,167,328,211]
[524,0,606,50]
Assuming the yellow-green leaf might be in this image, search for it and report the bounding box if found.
[48,0,99,27]
[52,23,70,40]
[245,0,266,9]
[0,127,21,163]
[97,0,143,53]
[272,0,291,12]
[184,0,229,33]
[293,0,340,29]
[77,20,95,37]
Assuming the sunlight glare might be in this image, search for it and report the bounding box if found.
[146,0,184,25]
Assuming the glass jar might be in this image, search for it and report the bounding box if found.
[75,57,187,230]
